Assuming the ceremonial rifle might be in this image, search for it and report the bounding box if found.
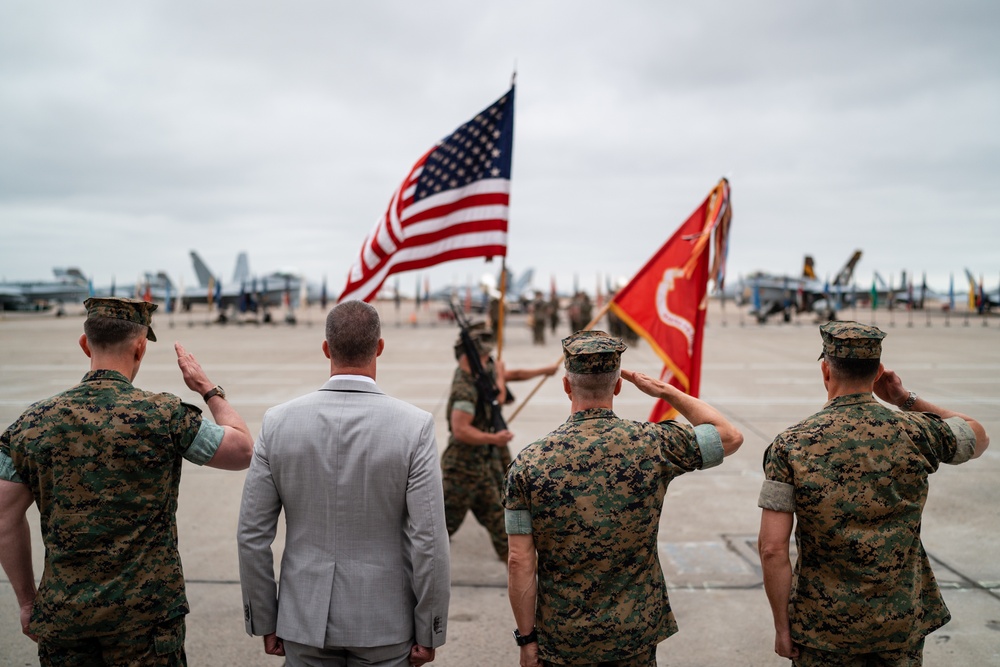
[449,300,508,433]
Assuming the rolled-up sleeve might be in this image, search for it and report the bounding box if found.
[759,440,796,513]
[758,480,795,512]
[503,458,533,534]
[0,451,23,484]
[505,509,532,535]
[182,420,225,465]
[943,416,977,465]
[694,424,723,469]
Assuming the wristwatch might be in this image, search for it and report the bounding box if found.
[203,385,226,402]
[513,627,537,646]
[899,391,918,411]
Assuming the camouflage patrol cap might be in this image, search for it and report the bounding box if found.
[562,330,627,374]
[454,321,494,358]
[818,320,884,360]
[84,297,158,341]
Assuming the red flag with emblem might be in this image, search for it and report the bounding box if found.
[609,179,732,421]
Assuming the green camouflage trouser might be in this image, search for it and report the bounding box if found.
[794,639,924,667]
[38,614,186,667]
[542,646,657,667]
[441,442,509,560]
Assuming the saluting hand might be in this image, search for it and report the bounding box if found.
[873,367,908,407]
[621,369,671,399]
[174,343,213,397]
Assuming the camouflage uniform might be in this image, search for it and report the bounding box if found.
[531,294,547,345]
[504,331,724,665]
[758,321,978,659]
[0,308,225,664]
[441,356,510,559]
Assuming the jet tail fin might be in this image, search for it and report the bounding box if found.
[512,268,534,297]
[802,256,816,280]
[190,251,215,288]
[232,252,250,285]
[833,250,863,286]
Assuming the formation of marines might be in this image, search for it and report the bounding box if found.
[0,297,990,667]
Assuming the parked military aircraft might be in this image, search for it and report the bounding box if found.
[746,250,863,323]
[870,271,942,310]
[180,251,323,313]
[0,268,90,311]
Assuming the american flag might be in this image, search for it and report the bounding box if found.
[338,86,515,303]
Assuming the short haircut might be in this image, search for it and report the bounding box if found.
[83,317,148,351]
[326,300,381,366]
[824,355,880,382]
[566,369,620,401]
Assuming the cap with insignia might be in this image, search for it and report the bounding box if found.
[562,330,627,374]
[84,297,158,341]
[454,321,494,358]
[818,320,885,360]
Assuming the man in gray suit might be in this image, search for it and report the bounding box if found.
[238,300,450,667]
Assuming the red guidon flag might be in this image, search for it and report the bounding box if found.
[338,87,515,303]
[610,179,732,421]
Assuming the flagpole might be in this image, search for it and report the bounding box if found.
[497,258,507,361]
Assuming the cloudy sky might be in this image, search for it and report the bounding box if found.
[1,1,998,297]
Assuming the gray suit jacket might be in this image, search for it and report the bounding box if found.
[237,376,450,649]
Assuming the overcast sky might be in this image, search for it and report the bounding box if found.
[1,1,998,296]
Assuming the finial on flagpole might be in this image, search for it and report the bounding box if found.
[511,63,517,87]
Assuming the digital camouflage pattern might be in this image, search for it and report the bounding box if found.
[441,360,509,558]
[504,408,705,665]
[817,320,884,360]
[84,296,159,341]
[0,370,205,639]
[561,330,627,374]
[760,393,965,653]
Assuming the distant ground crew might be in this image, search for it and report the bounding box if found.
[530,291,547,345]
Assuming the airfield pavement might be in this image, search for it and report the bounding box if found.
[1,301,998,667]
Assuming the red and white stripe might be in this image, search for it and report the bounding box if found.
[339,151,509,303]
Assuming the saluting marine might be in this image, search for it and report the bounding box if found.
[758,321,990,665]
[0,297,253,666]
[504,330,742,667]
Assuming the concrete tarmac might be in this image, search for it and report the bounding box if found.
[1,302,998,666]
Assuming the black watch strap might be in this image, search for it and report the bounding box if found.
[203,385,226,402]
[512,628,537,646]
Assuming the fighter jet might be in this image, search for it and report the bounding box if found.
[181,251,323,314]
[747,250,863,323]
[0,268,90,311]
